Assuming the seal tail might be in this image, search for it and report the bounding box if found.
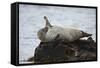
[44,16,52,28]
[81,31,92,37]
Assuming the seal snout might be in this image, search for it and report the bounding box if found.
[44,16,47,20]
[44,16,53,28]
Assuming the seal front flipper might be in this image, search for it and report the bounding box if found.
[53,34,60,47]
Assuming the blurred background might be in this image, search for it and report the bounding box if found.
[19,4,96,64]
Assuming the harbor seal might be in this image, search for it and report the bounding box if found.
[37,16,92,42]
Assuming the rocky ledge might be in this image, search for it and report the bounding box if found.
[28,37,96,63]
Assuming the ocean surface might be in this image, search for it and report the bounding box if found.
[19,4,96,64]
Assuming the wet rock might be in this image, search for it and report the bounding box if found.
[28,37,97,63]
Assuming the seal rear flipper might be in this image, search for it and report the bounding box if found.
[81,31,92,37]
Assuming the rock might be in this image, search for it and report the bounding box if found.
[28,37,96,63]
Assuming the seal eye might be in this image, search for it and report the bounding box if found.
[44,27,48,32]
